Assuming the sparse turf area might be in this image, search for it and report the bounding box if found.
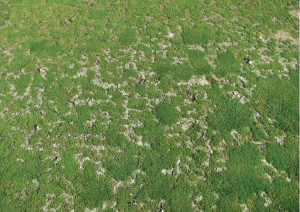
[0,0,299,211]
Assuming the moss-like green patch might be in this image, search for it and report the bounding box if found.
[212,142,266,201]
[119,28,137,45]
[155,103,179,125]
[207,86,253,134]
[188,51,213,75]
[266,136,298,178]
[182,28,209,46]
[216,51,239,76]
[254,70,299,134]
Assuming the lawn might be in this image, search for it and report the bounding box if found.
[0,0,298,211]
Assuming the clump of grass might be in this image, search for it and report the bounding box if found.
[268,177,299,211]
[15,74,31,94]
[188,51,213,75]
[186,123,201,141]
[81,39,105,52]
[153,60,203,83]
[153,61,172,79]
[254,70,299,134]
[118,28,137,45]
[207,85,253,134]
[105,123,127,147]
[75,105,92,122]
[266,136,298,178]
[155,103,179,125]
[60,150,81,179]
[88,10,107,20]
[134,118,165,148]
[30,40,63,55]
[182,28,209,46]
[106,148,138,180]
[77,176,111,208]
[216,196,242,211]
[212,142,266,201]
[215,51,239,76]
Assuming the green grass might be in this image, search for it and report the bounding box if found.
[266,137,298,178]
[216,51,239,76]
[268,177,299,211]
[207,85,253,134]
[212,142,266,201]
[0,0,298,211]
[118,28,137,45]
[155,103,179,125]
[188,51,213,75]
[254,70,299,134]
[182,28,210,46]
[30,40,64,55]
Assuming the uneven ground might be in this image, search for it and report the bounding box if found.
[0,0,299,211]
